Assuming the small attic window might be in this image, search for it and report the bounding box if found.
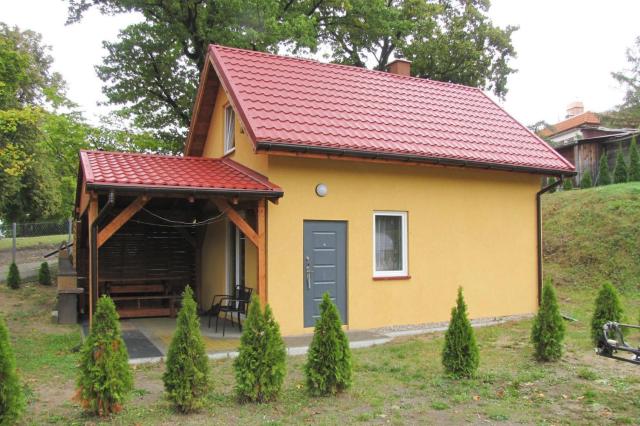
[224,104,235,154]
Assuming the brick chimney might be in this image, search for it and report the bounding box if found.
[387,58,412,76]
[566,101,584,118]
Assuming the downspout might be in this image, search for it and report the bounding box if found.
[536,177,563,306]
[90,191,115,327]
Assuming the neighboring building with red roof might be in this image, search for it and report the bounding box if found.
[539,103,637,186]
[71,45,575,335]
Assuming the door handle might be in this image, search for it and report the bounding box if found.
[305,256,311,289]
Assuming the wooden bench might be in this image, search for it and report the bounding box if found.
[100,278,183,318]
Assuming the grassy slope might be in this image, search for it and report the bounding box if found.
[0,234,67,251]
[543,182,640,292]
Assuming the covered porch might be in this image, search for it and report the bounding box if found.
[72,151,282,326]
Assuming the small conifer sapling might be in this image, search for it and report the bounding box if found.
[234,295,286,402]
[163,286,210,413]
[597,152,611,185]
[305,293,352,396]
[591,282,623,346]
[38,262,52,286]
[76,296,133,416]
[0,315,25,424]
[531,280,565,361]
[442,288,479,378]
[6,263,20,289]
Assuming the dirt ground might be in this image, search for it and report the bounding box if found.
[0,244,59,267]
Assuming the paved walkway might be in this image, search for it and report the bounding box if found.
[105,314,528,364]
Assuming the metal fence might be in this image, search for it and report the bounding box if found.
[0,219,72,264]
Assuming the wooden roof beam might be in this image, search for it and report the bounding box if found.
[213,198,258,246]
[97,195,149,248]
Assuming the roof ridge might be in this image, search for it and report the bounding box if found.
[81,149,224,162]
[211,44,480,92]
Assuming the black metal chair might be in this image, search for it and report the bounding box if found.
[207,286,253,336]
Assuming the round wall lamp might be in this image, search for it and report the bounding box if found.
[315,183,328,197]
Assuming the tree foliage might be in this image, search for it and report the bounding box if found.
[234,295,286,403]
[163,286,210,413]
[6,263,20,289]
[580,169,592,189]
[628,136,640,182]
[66,0,516,144]
[613,146,628,184]
[604,36,640,128]
[531,280,565,362]
[442,287,479,378]
[0,24,62,221]
[0,315,24,425]
[590,282,623,346]
[76,296,133,416]
[305,293,352,396]
[562,178,573,191]
[597,152,611,186]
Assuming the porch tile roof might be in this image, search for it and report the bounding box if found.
[209,45,575,175]
[80,150,282,196]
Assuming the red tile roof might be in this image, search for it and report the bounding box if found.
[539,112,601,137]
[80,150,282,196]
[209,45,574,175]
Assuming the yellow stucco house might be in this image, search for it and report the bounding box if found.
[72,45,574,335]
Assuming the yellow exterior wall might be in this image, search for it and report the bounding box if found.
[199,86,540,336]
[201,88,269,175]
[266,157,540,335]
[200,219,227,310]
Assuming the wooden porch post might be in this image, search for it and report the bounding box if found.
[257,198,267,306]
[87,193,98,328]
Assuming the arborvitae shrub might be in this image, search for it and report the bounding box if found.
[38,262,52,286]
[562,178,573,191]
[531,280,565,361]
[590,282,623,345]
[0,316,24,425]
[628,136,640,182]
[613,146,628,184]
[580,169,593,189]
[442,288,479,378]
[6,263,20,289]
[305,293,352,396]
[76,296,132,416]
[234,295,286,402]
[163,286,210,413]
[597,152,611,186]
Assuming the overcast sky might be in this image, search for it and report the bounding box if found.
[3,0,640,127]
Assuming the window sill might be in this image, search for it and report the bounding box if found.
[373,275,411,281]
[223,147,236,157]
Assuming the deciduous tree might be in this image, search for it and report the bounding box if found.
[67,0,516,145]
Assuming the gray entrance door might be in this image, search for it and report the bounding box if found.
[303,221,347,327]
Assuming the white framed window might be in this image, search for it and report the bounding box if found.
[224,104,235,154]
[373,211,408,278]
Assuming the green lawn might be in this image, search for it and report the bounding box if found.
[2,184,639,424]
[3,281,639,425]
[0,234,67,251]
